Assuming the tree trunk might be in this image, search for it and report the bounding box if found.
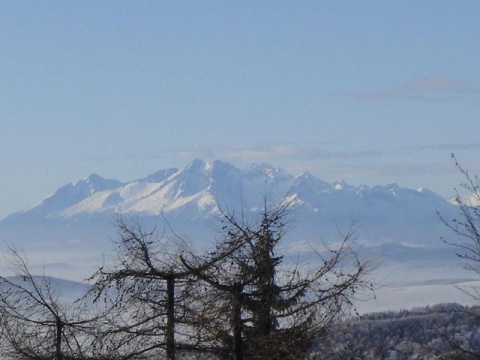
[232,289,243,360]
[55,317,63,360]
[166,275,176,360]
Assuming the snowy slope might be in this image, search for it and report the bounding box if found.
[0,159,468,291]
[8,159,457,227]
[0,158,461,250]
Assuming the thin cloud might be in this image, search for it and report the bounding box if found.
[412,142,480,151]
[91,144,388,164]
[79,142,480,186]
[326,162,451,178]
[71,142,480,201]
[204,145,387,163]
[406,75,472,94]
[82,142,479,167]
[346,75,479,102]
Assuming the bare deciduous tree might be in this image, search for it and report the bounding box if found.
[181,202,374,359]
[0,248,95,360]
[438,154,480,357]
[88,217,196,360]
[0,202,373,360]
[88,216,240,359]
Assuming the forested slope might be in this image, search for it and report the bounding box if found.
[315,303,480,359]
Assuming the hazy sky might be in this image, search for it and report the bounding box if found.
[2,1,480,218]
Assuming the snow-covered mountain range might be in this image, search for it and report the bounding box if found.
[2,158,459,247]
[0,159,473,311]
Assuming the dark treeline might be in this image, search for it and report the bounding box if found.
[315,303,480,359]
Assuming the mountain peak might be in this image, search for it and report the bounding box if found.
[142,168,178,183]
[23,174,123,215]
[333,180,355,191]
[186,158,207,171]
[84,173,103,182]
[385,183,402,192]
[243,163,292,181]
[73,174,123,193]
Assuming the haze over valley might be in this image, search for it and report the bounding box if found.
[0,158,474,312]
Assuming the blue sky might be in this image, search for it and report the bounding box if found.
[1,1,480,218]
